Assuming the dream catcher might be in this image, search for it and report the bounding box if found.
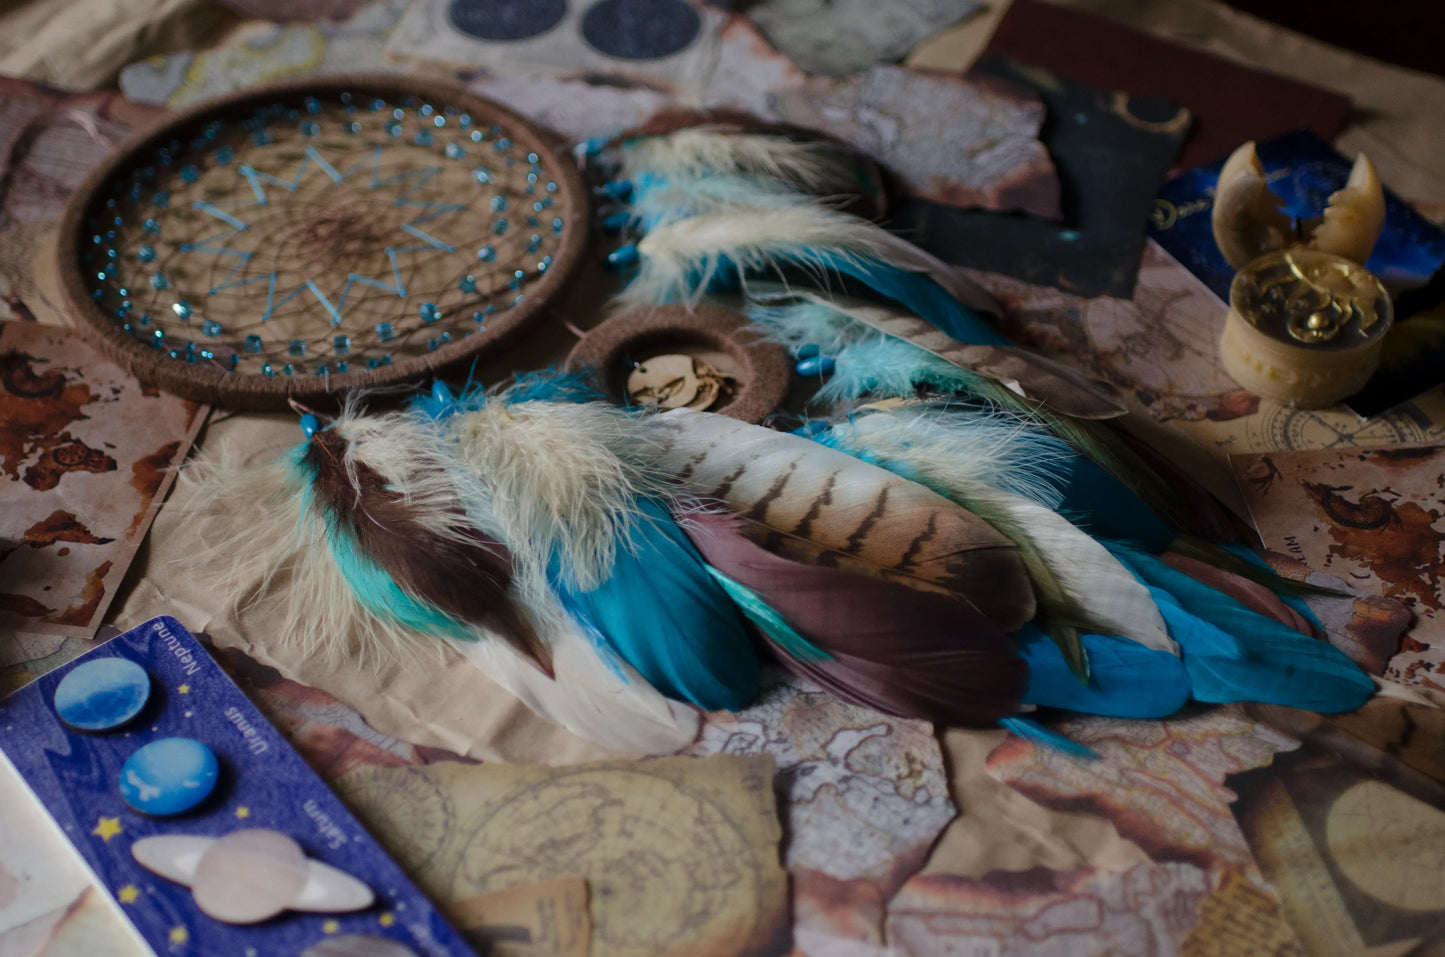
[57,75,588,411]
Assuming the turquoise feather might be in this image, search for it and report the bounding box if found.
[1106,543,1373,713]
[1015,625,1191,718]
[550,497,760,712]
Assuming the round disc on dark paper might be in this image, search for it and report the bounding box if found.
[580,0,701,60]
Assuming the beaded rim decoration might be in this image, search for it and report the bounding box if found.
[57,74,589,411]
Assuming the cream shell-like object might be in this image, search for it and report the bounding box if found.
[1219,249,1393,408]
[131,829,375,924]
[1212,142,1387,270]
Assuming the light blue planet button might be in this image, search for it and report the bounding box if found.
[119,738,220,817]
[52,658,151,732]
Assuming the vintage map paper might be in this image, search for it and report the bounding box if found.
[1231,443,1445,687]
[688,673,956,955]
[1229,747,1445,957]
[335,755,790,957]
[887,712,1305,955]
[0,321,207,639]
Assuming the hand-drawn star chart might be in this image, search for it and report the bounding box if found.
[60,77,587,409]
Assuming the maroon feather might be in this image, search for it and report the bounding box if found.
[303,429,553,676]
[683,510,1028,727]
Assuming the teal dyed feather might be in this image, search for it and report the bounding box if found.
[999,716,1099,761]
[551,497,761,712]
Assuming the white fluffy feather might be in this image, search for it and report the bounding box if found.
[620,129,856,191]
[441,399,672,591]
[618,205,992,311]
[841,411,1177,654]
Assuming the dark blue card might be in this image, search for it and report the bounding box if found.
[0,616,477,957]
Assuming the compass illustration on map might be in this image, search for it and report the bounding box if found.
[57,75,588,410]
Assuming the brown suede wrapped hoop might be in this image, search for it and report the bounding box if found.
[56,74,589,412]
[565,304,792,423]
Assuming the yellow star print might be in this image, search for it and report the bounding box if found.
[234,806,251,819]
[169,927,188,945]
[379,913,395,927]
[92,817,123,842]
[177,684,191,694]
[117,885,140,905]
[322,920,340,934]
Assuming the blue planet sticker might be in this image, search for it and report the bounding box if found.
[52,658,151,732]
[119,737,220,816]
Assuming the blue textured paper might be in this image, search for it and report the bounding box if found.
[0,616,476,957]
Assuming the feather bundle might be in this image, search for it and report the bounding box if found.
[184,403,702,755]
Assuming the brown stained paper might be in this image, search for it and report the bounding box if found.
[1231,443,1445,688]
[335,755,791,957]
[0,322,207,641]
[446,877,591,957]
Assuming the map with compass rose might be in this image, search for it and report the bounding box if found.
[61,79,585,408]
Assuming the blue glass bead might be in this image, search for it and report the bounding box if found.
[282,364,295,376]
[552,217,565,233]
[153,191,170,208]
[445,143,465,159]
[202,320,223,337]
[137,245,156,263]
[180,165,200,183]
[335,360,348,373]
[375,322,396,342]
[458,275,477,294]
[143,218,160,234]
[490,195,507,212]
[171,300,192,320]
[333,334,351,354]
[301,121,321,136]
[474,168,491,184]
[262,364,276,376]
[150,273,170,291]
[433,115,446,128]
[214,145,234,164]
[470,130,484,143]
[458,113,472,128]
[605,244,639,270]
[414,130,433,147]
[299,413,319,437]
[288,339,307,357]
[477,246,496,262]
[419,302,441,323]
[795,344,821,359]
[493,219,508,235]
[795,355,836,377]
[243,334,263,353]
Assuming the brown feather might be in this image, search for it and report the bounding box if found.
[303,429,553,677]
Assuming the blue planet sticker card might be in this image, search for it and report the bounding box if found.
[0,615,477,956]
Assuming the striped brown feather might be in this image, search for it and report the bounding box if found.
[647,409,1036,630]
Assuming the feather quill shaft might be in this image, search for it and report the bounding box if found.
[642,408,1037,631]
